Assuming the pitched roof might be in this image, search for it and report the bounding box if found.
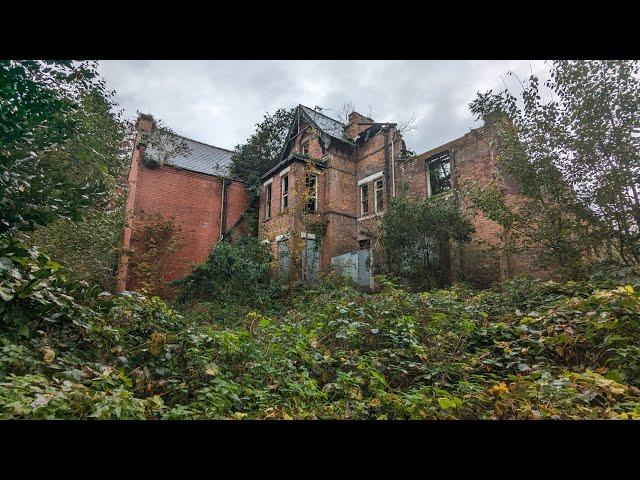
[145,131,236,178]
[298,105,350,143]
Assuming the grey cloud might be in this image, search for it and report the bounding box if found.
[98,60,549,154]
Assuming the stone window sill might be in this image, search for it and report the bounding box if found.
[357,211,385,222]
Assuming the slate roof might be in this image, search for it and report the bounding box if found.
[145,131,236,178]
[298,105,351,143]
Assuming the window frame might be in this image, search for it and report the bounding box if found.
[264,182,272,219]
[360,184,369,216]
[305,172,318,213]
[426,151,451,197]
[374,178,384,213]
[281,173,289,212]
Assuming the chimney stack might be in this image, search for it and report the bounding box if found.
[135,113,156,150]
[345,111,374,140]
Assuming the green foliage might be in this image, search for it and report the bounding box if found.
[20,208,126,292]
[469,60,640,272]
[0,236,88,337]
[15,88,131,291]
[132,213,182,297]
[380,192,474,289]
[1,60,127,234]
[172,236,282,307]
[2,248,640,419]
[231,108,294,197]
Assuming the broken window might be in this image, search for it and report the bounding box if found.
[305,173,317,213]
[281,174,289,211]
[264,183,272,219]
[374,178,384,213]
[427,151,451,196]
[301,141,309,156]
[360,184,369,216]
[358,239,371,250]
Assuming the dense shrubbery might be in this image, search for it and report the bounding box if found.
[380,192,474,289]
[172,237,285,308]
[2,239,640,419]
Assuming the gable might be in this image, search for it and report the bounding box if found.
[279,105,354,162]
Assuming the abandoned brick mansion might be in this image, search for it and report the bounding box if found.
[118,105,544,294]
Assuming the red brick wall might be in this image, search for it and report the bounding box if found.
[255,113,551,288]
[122,158,249,294]
[396,125,551,287]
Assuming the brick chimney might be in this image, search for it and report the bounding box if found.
[345,111,374,140]
[135,113,156,149]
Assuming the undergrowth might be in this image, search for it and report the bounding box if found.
[2,236,640,420]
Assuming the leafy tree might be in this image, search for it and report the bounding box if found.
[380,192,474,289]
[469,60,640,270]
[231,108,294,196]
[0,60,123,234]
[17,90,133,291]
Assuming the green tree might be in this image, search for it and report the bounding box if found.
[231,108,294,196]
[380,192,474,289]
[469,60,640,270]
[1,60,125,235]
[17,90,133,290]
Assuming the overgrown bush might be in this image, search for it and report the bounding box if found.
[3,256,640,419]
[380,192,474,289]
[172,236,283,308]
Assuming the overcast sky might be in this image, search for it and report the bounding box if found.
[98,60,550,154]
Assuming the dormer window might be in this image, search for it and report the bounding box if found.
[301,141,309,156]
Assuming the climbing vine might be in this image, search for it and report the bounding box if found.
[133,213,182,297]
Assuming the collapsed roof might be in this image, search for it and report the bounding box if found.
[278,105,354,162]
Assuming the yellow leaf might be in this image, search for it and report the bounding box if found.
[43,347,55,364]
[205,363,219,376]
[488,382,509,396]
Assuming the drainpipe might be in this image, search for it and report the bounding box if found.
[383,128,391,200]
[219,177,226,240]
[391,131,396,197]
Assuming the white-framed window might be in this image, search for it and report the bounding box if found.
[281,173,289,212]
[301,141,309,156]
[305,173,317,213]
[264,182,272,219]
[374,178,384,213]
[360,184,369,216]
